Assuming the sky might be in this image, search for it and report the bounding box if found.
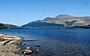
[0,0,90,26]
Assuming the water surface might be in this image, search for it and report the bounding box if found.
[0,29,90,56]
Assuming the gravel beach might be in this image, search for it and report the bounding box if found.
[0,44,21,56]
[0,34,22,56]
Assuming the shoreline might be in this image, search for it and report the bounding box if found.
[0,34,22,56]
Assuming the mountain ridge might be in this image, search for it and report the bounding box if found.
[1,14,90,29]
[0,23,20,29]
[22,14,90,28]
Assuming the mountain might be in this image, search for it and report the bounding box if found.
[22,14,90,29]
[0,23,19,29]
[0,23,8,29]
[43,15,90,26]
[55,14,75,19]
[22,21,64,29]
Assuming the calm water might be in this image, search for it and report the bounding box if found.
[0,29,90,41]
[0,29,90,56]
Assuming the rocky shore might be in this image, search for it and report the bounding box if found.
[0,34,22,56]
[0,44,21,56]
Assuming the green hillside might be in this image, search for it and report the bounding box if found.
[0,23,8,29]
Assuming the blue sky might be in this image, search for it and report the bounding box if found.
[0,0,90,26]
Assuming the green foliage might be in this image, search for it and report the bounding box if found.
[0,23,8,29]
[23,22,64,27]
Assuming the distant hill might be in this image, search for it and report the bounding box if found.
[22,21,64,29]
[55,14,75,19]
[0,23,8,29]
[43,14,90,27]
[0,23,19,29]
[22,14,90,29]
